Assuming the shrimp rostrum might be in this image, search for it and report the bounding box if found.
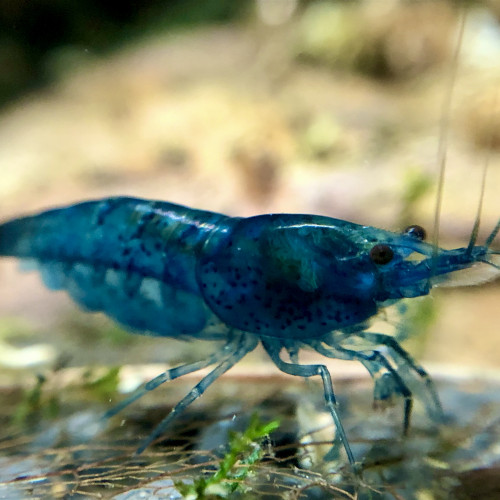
[0,197,498,464]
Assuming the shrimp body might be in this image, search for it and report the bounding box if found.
[0,196,498,464]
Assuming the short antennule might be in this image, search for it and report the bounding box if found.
[485,219,500,249]
[465,161,488,257]
[477,219,500,273]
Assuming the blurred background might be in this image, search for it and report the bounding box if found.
[0,0,499,496]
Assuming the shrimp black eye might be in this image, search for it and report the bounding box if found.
[404,224,426,241]
[370,244,394,265]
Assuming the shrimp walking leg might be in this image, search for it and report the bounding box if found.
[352,332,444,422]
[313,341,408,408]
[104,334,243,420]
[261,339,356,465]
[312,341,402,404]
[315,342,413,435]
[135,333,258,455]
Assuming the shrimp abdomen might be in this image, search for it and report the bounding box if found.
[0,197,232,338]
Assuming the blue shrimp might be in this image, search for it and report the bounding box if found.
[0,196,499,465]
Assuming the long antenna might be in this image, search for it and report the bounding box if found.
[431,10,466,277]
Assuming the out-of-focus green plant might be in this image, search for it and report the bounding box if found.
[11,374,60,428]
[175,413,280,499]
[399,167,434,229]
[61,313,134,346]
[11,365,121,427]
[0,317,36,340]
[82,366,121,402]
[395,296,438,358]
